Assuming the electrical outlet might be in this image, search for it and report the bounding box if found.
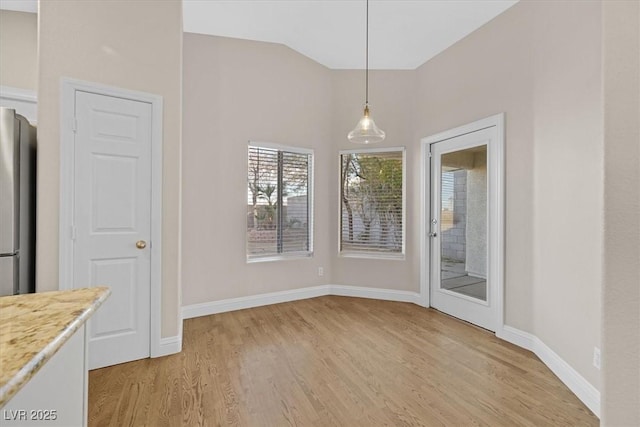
[593,347,601,370]
[318,267,324,277]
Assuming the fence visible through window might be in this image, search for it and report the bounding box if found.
[247,144,313,260]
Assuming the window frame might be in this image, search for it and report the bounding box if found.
[338,146,406,260]
[247,141,314,263]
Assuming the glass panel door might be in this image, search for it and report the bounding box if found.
[439,146,487,301]
[429,125,498,332]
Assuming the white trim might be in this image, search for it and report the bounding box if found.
[182,285,420,319]
[329,284,420,304]
[419,113,505,333]
[58,78,169,361]
[439,287,490,306]
[0,85,37,124]
[339,145,406,155]
[0,85,37,103]
[492,114,506,337]
[534,340,600,418]
[419,141,430,308]
[246,142,315,262]
[247,253,314,263]
[497,325,536,352]
[248,140,314,155]
[421,114,502,145]
[498,326,601,417]
[183,286,330,319]
[155,335,183,357]
[148,92,165,359]
[338,147,407,257]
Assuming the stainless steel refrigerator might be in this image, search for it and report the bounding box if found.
[0,107,36,296]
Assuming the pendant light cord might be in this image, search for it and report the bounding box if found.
[365,0,369,105]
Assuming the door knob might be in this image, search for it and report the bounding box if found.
[136,240,147,249]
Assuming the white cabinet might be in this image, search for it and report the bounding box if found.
[1,326,87,427]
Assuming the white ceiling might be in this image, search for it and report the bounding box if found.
[183,0,518,70]
[1,0,519,70]
[0,0,36,13]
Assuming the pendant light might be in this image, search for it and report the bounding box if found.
[347,0,386,144]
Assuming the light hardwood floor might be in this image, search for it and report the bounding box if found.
[89,296,598,426]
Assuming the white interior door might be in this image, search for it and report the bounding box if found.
[73,90,152,369]
[429,126,499,331]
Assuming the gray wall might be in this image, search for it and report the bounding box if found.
[37,0,183,338]
[414,0,602,389]
[0,10,37,90]
[181,34,333,305]
[601,1,640,424]
[331,70,417,289]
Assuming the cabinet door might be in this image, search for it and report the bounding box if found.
[1,325,87,427]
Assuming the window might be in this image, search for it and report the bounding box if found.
[340,148,405,257]
[247,142,313,261]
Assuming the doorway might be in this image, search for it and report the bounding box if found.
[59,79,163,369]
[421,114,504,332]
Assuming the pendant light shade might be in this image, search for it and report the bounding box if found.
[348,0,385,144]
[347,104,386,144]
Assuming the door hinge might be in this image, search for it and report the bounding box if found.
[70,226,76,241]
[428,151,432,158]
[72,118,78,133]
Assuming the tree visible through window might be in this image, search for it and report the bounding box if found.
[247,143,313,260]
[340,149,405,256]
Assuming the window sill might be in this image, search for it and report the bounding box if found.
[338,252,406,261]
[247,252,313,263]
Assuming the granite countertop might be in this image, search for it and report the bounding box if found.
[0,287,110,407]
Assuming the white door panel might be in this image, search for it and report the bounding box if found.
[91,154,138,231]
[89,257,138,338]
[74,91,152,369]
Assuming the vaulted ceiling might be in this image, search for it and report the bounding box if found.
[1,0,518,69]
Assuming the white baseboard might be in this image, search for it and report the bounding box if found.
[329,284,421,304]
[182,285,420,320]
[533,336,601,418]
[152,335,183,358]
[498,326,600,417]
[182,285,330,319]
[498,325,536,351]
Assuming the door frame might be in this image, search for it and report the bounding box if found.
[419,113,505,333]
[58,78,164,357]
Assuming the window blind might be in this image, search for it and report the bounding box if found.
[340,149,405,255]
[247,144,312,260]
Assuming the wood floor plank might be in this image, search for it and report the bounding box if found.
[89,296,598,426]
